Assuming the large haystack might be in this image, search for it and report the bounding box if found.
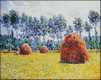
[60,33,89,63]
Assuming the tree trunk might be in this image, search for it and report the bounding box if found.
[79,31,82,38]
[0,25,1,36]
[94,27,98,49]
[88,31,92,49]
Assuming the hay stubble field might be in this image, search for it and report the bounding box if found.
[0,50,100,79]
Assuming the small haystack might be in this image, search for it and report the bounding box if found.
[17,43,32,55]
[39,46,49,53]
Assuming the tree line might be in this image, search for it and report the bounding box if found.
[0,10,100,51]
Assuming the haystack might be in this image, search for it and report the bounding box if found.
[39,46,48,53]
[60,33,89,63]
[18,43,32,55]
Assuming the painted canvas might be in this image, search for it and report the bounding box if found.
[0,0,100,79]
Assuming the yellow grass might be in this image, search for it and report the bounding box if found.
[0,50,100,79]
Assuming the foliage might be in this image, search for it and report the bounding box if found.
[0,10,100,50]
[0,35,15,50]
[3,14,10,24]
[88,10,100,49]
[73,17,83,36]
[88,10,100,25]
[0,35,31,51]
[9,9,19,25]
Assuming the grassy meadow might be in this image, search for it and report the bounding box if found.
[0,50,100,79]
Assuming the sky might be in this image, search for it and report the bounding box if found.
[1,1,100,18]
[0,0,100,36]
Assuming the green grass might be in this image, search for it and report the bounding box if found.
[1,50,100,79]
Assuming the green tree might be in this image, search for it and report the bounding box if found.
[3,14,10,36]
[9,9,19,29]
[40,16,48,36]
[0,16,2,36]
[21,13,28,24]
[73,17,83,37]
[9,10,19,50]
[88,10,100,49]
[68,25,73,33]
[84,21,93,49]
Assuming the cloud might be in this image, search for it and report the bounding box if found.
[1,1,100,17]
